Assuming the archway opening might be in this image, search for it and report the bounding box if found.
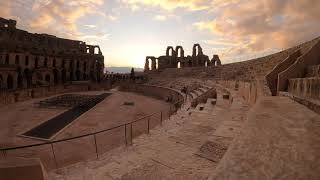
[61,69,66,83]
[176,47,183,57]
[5,54,9,64]
[177,62,181,69]
[156,59,159,69]
[94,47,100,54]
[35,57,39,68]
[53,59,56,67]
[205,61,208,67]
[44,57,48,67]
[7,74,13,89]
[15,55,20,65]
[148,59,152,70]
[76,70,81,81]
[70,71,74,81]
[24,69,32,88]
[0,74,3,89]
[45,74,50,83]
[53,69,59,84]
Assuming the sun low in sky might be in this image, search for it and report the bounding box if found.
[1,0,319,68]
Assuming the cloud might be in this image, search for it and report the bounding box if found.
[153,15,167,21]
[194,0,320,61]
[29,0,105,36]
[84,24,97,28]
[122,0,211,11]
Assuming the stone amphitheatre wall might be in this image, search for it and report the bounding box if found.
[148,37,320,81]
[119,84,184,108]
[216,80,271,106]
[0,83,110,107]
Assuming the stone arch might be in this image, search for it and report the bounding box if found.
[192,44,203,56]
[70,70,74,81]
[69,60,74,70]
[145,56,155,71]
[24,68,32,88]
[25,55,29,66]
[61,59,65,68]
[35,56,39,68]
[83,61,87,72]
[76,61,80,69]
[76,70,81,81]
[45,74,50,83]
[17,67,23,88]
[53,69,59,84]
[0,74,3,89]
[83,72,87,80]
[166,46,175,56]
[44,57,48,67]
[15,55,20,65]
[61,69,67,83]
[5,54,9,64]
[53,58,56,67]
[156,59,159,69]
[90,70,95,81]
[213,55,221,66]
[94,47,101,54]
[175,46,184,57]
[7,74,13,90]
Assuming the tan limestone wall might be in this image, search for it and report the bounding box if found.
[278,40,320,92]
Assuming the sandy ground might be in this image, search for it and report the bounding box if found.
[0,90,170,169]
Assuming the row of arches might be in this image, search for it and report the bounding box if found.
[0,53,101,72]
[145,44,222,71]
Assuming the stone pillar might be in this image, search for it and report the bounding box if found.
[144,59,149,72]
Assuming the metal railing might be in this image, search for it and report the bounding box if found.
[0,99,184,170]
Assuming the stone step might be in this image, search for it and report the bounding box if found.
[201,85,212,90]
[198,88,206,93]
[189,92,197,99]
[305,64,320,77]
[193,90,202,96]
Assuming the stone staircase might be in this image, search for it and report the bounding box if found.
[188,85,212,100]
[266,39,320,113]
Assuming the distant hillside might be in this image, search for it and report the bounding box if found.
[105,67,144,73]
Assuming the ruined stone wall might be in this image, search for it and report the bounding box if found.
[147,37,320,82]
[0,18,104,92]
[216,80,271,106]
[144,44,217,72]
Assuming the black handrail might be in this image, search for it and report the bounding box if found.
[0,99,184,152]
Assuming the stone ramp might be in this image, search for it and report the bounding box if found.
[210,96,320,180]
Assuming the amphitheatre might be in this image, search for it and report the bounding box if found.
[0,16,320,180]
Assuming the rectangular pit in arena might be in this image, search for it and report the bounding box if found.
[22,93,111,140]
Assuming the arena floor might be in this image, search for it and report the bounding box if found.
[0,90,170,169]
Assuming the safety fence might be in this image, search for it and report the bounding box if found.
[0,99,184,170]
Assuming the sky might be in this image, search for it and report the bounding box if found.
[1,0,320,68]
